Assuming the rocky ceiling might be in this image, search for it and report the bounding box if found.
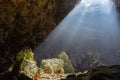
[0,0,77,51]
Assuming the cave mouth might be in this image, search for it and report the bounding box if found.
[34,0,120,71]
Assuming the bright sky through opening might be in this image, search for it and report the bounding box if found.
[81,0,113,14]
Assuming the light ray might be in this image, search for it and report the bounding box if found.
[34,0,120,67]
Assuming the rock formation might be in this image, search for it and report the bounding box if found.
[59,52,75,73]
[40,58,64,74]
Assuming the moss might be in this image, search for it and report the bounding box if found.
[59,52,75,73]
[16,49,34,61]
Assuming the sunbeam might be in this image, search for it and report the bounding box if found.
[34,0,120,70]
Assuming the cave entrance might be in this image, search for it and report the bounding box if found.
[34,0,120,71]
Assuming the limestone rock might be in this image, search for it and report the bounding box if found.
[88,65,120,80]
[12,49,39,79]
[40,58,64,74]
[20,60,38,78]
[63,65,120,80]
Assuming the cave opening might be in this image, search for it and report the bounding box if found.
[34,0,120,72]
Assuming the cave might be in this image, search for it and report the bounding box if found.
[0,0,120,80]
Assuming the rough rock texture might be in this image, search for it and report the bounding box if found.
[0,49,38,80]
[64,65,120,80]
[59,52,75,73]
[0,50,66,80]
[20,60,38,78]
[40,58,64,73]
[14,49,38,79]
[0,0,77,74]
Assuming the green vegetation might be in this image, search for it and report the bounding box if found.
[59,51,75,73]
[16,49,34,61]
[13,49,38,78]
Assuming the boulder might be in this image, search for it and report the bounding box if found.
[40,58,64,74]
[20,60,38,78]
[11,49,39,79]
[62,65,120,80]
[82,65,120,80]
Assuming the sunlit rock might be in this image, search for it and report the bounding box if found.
[13,49,39,79]
[59,68,64,74]
[40,58,64,74]
[20,60,38,78]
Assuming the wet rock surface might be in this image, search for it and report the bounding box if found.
[64,65,120,80]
